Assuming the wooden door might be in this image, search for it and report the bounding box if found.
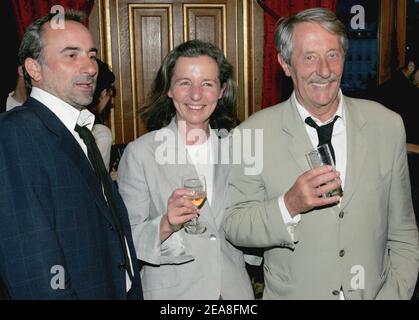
[89,0,263,144]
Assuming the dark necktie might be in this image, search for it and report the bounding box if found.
[75,124,134,282]
[305,115,339,164]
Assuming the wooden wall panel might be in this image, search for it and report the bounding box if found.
[184,5,225,50]
[131,5,172,137]
[246,0,264,116]
[378,0,407,85]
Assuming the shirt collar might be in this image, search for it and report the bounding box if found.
[293,89,346,126]
[30,87,95,132]
[6,92,20,111]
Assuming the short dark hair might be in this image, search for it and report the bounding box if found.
[18,10,86,89]
[140,39,238,132]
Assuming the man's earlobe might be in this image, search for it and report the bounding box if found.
[277,54,291,77]
[25,58,42,82]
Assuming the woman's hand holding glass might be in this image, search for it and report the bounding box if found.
[160,189,198,241]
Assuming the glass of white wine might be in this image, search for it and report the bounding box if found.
[182,174,207,234]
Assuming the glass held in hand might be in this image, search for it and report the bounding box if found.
[305,144,343,198]
[182,174,207,234]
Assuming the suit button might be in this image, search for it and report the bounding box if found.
[209,234,217,241]
[339,250,345,257]
[339,211,344,219]
[332,290,340,296]
[109,224,114,230]
[118,263,125,270]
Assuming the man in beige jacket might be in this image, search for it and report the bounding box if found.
[224,8,419,299]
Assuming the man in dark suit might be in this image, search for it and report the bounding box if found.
[0,10,142,299]
[373,56,418,145]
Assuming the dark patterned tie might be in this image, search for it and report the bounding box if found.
[75,124,134,282]
[305,115,339,164]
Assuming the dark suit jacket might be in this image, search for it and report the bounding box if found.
[0,97,143,299]
[373,72,419,144]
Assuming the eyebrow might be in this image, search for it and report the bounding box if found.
[304,48,340,54]
[60,47,98,54]
[174,78,218,83]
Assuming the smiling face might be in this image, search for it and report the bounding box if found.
[26,21,98,110]
[278,22,345,120]
[168,55,225,132]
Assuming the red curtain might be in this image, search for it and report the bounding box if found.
[261,0,337,108]
[12,0,95,40]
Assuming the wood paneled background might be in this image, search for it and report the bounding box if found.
[89,0,264,144]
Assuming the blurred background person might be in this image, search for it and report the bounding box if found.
[374,54,418,145]
[87,58,116,171]
[6,65,28,111]
[412,68,419,88]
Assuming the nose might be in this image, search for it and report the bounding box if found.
[81,55,98,77]
[317,57,331,79]
[189,85,202,101]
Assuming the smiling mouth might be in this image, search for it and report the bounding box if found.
[310,82,334,89]
[186,104,205,110]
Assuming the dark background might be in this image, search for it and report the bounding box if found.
[0,1,20,113]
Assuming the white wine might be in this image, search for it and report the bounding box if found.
[191,197,205,207]
[188,191,206,207]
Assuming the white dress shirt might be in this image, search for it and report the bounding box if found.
[185,128,216,205]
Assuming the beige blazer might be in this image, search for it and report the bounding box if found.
[118,119,254,300]
[224,95,419,299]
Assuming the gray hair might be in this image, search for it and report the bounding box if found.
[275,8,348,65]
[18,10,86,88]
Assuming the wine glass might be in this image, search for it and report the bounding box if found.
[182,174,207,234]
[305,144,343,198]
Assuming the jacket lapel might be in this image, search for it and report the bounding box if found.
[30,98,114,223]
[208,137,229,228]
[282,98,314,172]
[340,97,368,209]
